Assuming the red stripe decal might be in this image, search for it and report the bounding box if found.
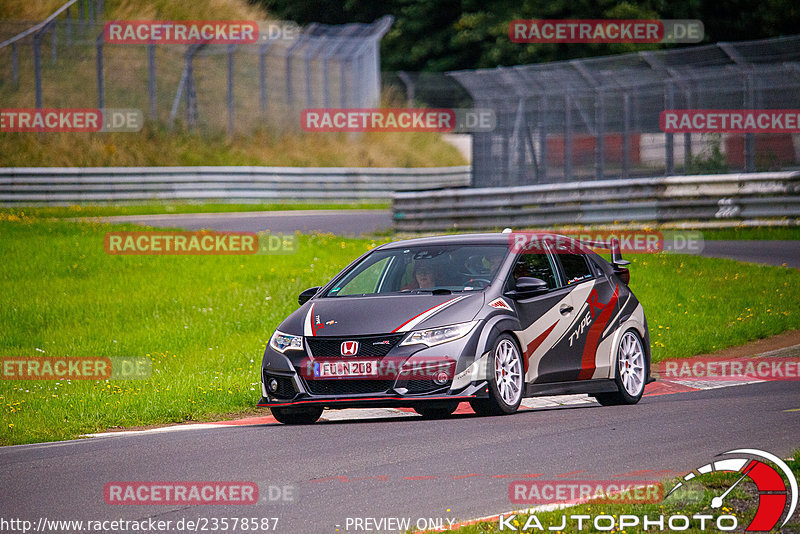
[310,303,316,336]
[578,285,619,380]
[523,320,559,373]
[391,298,456,333]
[259,394,478,407]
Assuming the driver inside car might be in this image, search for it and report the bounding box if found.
[402,260,439,290]
[414,262,437,289]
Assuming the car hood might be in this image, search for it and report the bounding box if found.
[278,293,485,337]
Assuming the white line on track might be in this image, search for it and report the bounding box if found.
[77,378,765,440]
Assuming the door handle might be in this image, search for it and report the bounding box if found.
[559,304,573,315]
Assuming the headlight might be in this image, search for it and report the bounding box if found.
[400,321,478,347]
[269,330,304,353]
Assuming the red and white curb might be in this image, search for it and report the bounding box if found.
[84,376,763,439]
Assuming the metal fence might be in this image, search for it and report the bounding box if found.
[392,171,800,231]
[0,165,470,204]
[386,36,800,187]
[0,1,392,134]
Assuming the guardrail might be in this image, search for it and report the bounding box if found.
[393,172,800,231]
[0,166,470,204]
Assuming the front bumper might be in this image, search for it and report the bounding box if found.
[257,390,484,409]
[258,327,489,408]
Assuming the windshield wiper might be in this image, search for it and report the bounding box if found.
[410,288,453,295]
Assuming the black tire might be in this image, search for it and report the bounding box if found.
[413,402,459,419]
[470,333,524,416]
[270,406,324,425]
[594,329,647,406]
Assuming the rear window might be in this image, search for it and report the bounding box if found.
[559,254,593,285]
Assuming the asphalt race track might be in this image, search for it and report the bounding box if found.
[95,211,800,268]
[14,210,793,532]
[700,240,800,268]
[2,381,798,533]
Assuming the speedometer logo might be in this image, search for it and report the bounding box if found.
[666,448,798,531]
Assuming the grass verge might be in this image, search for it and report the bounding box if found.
[1,216,799,446]
[683,225,800,241]
[441,450,800,533]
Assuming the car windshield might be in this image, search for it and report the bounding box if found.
[323,244,509,297]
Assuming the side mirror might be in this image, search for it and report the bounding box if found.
[298,286,321,305]
[506,277,548,299]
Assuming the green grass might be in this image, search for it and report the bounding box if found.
[626,253,799,357]
[443,451,800,533]
[0,216,391,445]
[0,202,390,219]
[1,216,799,446]
[694,225,800,241]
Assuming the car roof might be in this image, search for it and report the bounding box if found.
[375,231,556,250]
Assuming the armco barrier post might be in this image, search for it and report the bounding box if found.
[148,43,156,119]
[33,31,43,108]
[538,95,547,183]
[622,90,631,179]
[227,44,235,135]
[96,31,104,108]
[595,90,605,181]
[744,73,756,173]
[11,43,18,84]
[664,84,674,175]
[259,42,270,113]
[50,20,57,64]
[564,92,572,182]
[65,7,71,45]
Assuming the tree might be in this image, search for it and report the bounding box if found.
[252,0,800,71]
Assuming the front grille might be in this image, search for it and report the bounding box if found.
[306,334,404,358]
[263,373,297,399]
[304,379,394,396]
[404,380,449,395]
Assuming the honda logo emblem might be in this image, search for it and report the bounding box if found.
[340,341,359,356]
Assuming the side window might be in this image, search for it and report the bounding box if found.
[334,257,391,296]
[511,253,559,290]
[559,253,593,286]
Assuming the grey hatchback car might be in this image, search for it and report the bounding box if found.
[258,232,650,424]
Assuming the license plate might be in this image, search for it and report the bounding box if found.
[314,360,379,378]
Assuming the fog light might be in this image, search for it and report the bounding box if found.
[433,372,449,386]
[268,378,279,393]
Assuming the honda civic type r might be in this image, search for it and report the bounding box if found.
[258,232,651,424]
